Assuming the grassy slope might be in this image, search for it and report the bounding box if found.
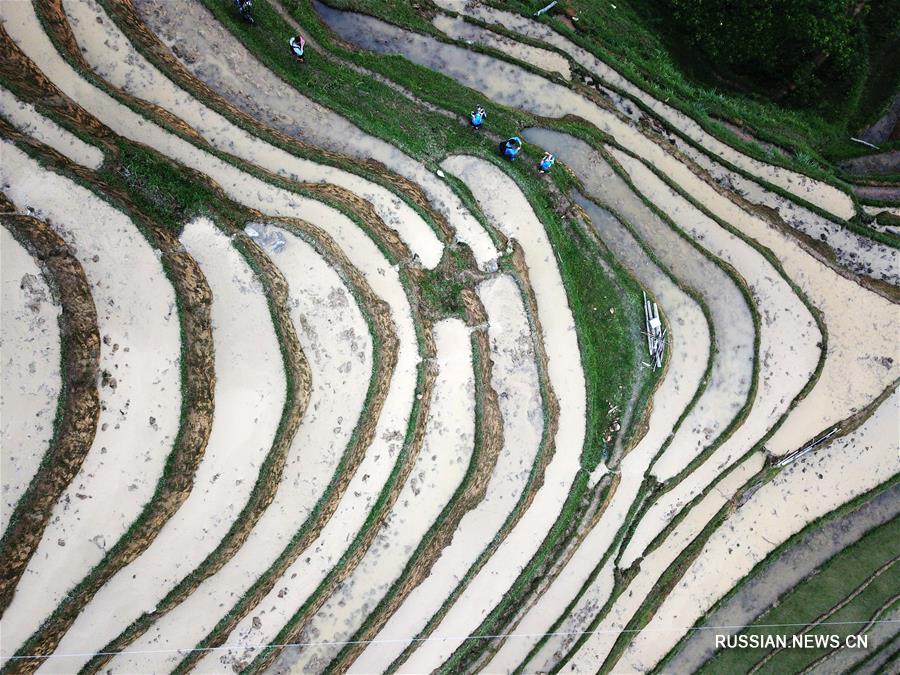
[698,515,900,674]
[497,0,900,169]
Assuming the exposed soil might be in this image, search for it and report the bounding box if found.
[618,388,900,672]
[0,86,103,169]
[48,217,288,671]
[393,155,585,673]
[2,0,897,673]
[0,142,185,654]
[429,0,857,221]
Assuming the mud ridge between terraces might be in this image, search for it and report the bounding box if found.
[237,269,437,674]
[55,0,459,267]
[170,216,402,673]
[454,189,666,671]
[83,213,390,674]
[0,213,100,614]
[0,130,216,672]
[78,220,315,670]
[110,16,579,645]
[382,240,562,672]
[322,286,505,673]
[100,0,457,244]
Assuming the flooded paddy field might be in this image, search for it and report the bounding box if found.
[0,0,895,672]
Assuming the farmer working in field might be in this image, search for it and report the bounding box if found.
[470,105,486,130]
[234,0,253,24]
[290,35,306,62]
[501,136,522,161]
[538,152,556,173]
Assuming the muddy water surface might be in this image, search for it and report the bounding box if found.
[618,389,900,673]
[0,226,62,534]
[64,0,444,269]
[672,135,898,285]
[394,156,586,673]
[133,0,498,270]
[42,217,286,672]
[0,142,181,652]
[432,0,857,221]
[0,86,103,169]
[432,14,571,79]
[668,482,900,673]
[523,128,753,483]
[108,224,373,674]
[351,272,543,674]
[267,318,474,675]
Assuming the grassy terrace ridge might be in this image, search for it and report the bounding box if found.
[306,1,900,277]
[7,1,895,675]
[697,513,900,674]
[264,0,650,465]
[4,20,422,672]
[214,3,832,672]
[81,217,387,675]
[318,287,505,674]
[11,11,501,675]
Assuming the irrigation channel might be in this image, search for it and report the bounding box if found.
[0,0,897,673]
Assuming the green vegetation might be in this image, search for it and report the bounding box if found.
[698,515,900,674]
[418,247,472,319]
[493,0,899,169]
[101,140,222,232]
[661,0,867,114]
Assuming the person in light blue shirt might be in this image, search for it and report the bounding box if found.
[470,106,486,130]
[501,136,522,160]
[290,35,305,62]
[538,152,556,173]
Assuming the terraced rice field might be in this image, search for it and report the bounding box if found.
[0,1,897,673]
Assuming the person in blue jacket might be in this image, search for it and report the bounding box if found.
[501,136,522,160]
[470,106,486,130]
[538,151,556,173]
[234,0,253,24]
[289,35,305,62]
